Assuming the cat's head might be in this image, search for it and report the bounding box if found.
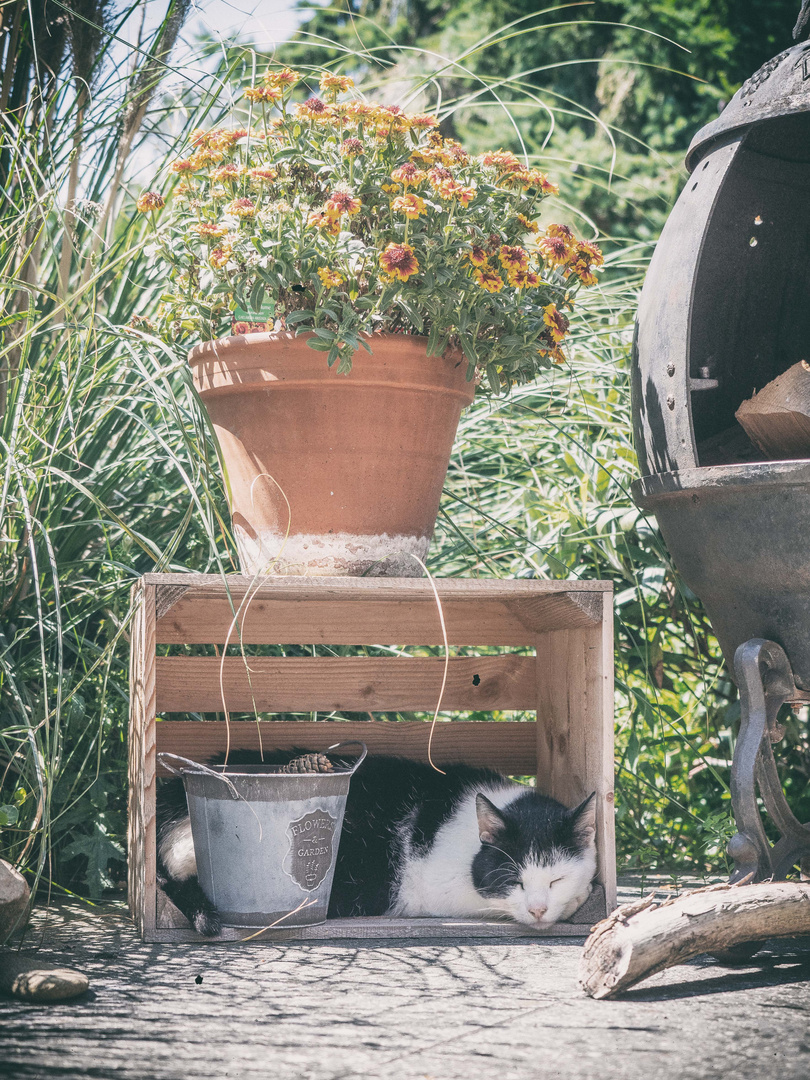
[471,790,597,927]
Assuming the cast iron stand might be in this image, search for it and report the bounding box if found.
[728,639,810,882]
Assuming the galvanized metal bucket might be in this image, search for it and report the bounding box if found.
[157,743,366,929]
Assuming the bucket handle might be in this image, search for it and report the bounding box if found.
[157,744,367,780]
[156,752,242,800]
[326,740,368,773]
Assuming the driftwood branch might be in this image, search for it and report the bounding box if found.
[579,881,810,999]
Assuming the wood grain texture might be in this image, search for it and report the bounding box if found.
[155,719,537,774]
[580,882,810,999]
[154,654,535,713]
[127,581,157,938]
[152,883,607,941]
[535,593,616,911]
[130,574,616,943]
[150,575,608,646]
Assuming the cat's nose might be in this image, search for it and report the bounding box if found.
[528,904,548,921]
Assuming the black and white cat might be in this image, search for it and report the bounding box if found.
[156,751,598,936]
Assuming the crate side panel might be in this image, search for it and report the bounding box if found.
[127,582,158,937]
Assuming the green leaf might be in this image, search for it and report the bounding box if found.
[0,805,19,827]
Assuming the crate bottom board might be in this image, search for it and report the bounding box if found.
[144,884,606,942]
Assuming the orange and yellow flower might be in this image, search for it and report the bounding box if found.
[189,147,224,169]
[245,85,282,104]
[210,164,243,182]
[192,222,229,238]
[543,303,569,343]
[297,96,333,120]
[170,158,194,173]
[226,197,256,218]
[537,228,575,267]
[318,267,346,288]
[325,190,361,218]
[319,72,354,94]
[467,245,489,267]
[498,245,529,272]
[391,193,426,219]
[407,113,439,129]
[209,243,232,268]
[481,150,522,172]
[307,210,340,236]
[379,242,419,282]
[569,239,603,286]
[136,191,165,212]
[473,267,504,293]
[263,66,300,88]
[507,269,539,288]
[341,137,364,157]
[172,181,193,199]
[391,163,427,187]
[248,166,278,182]
[427,165,453,190]
[516,213,539,234]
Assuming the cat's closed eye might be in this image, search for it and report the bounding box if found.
[550,878,563,886]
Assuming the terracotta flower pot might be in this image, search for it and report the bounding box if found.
[188,332,476,576]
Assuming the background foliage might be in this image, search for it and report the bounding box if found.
[1,0,808,917]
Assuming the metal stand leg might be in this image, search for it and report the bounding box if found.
[728,639,810,882]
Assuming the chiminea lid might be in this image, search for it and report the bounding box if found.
[686,40,810,171]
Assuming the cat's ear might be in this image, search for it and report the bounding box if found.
[476,794,507,844]
[570,792,597,846]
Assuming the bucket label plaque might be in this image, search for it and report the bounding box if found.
[285,810,338,892]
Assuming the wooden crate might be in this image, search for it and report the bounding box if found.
[128,574,615,942]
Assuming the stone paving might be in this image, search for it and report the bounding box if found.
[1,886,810,1080]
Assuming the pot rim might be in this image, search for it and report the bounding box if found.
[187,329,463,364]
[188,329,476,403]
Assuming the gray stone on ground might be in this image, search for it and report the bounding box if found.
[0,859,29,943]
[0,883,809,1080]
[0,953,89,1001]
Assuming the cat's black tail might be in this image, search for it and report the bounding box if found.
[156,866,222,937]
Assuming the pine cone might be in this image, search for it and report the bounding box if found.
[280,753,334,774]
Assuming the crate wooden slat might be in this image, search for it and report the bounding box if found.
[154,654,536,712]
[149,574,607,646]
[129,574,616,943]
[155,720,538,775]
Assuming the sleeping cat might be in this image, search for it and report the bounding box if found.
[156,750,597,936]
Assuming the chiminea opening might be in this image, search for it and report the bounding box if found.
[690,111,810,464]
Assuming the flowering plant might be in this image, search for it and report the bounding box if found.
[138,68,602,392]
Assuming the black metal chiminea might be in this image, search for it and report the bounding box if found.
[631,31,810,883]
